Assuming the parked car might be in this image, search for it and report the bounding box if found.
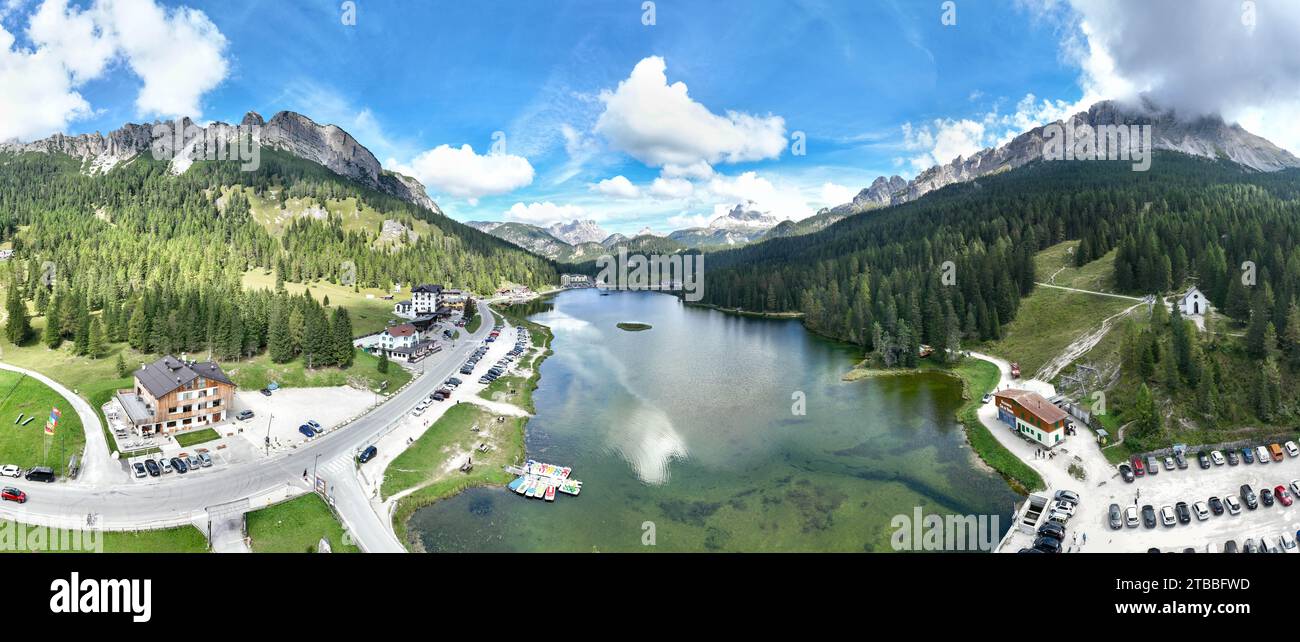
[1241,484,1258,509]
[1275,485,1293,507]
[1146,455,1159,474]
[1162,456,1175,471]
[1256,445,1271,463]
[298,425,316,439]
[1291,480,1300,497]
[260,388,272,397]
[1211,450,1226,466]
[1132,457,1145,476]
[1038,521,1066,540]
[132,462,147,478]
[981,393,992,404]
[187,453,202,470]
[1226,450,1239,466]
[1281,533,1297,551]
[171,457,187,474]
[1175,501,1191,524]
[306,419,321,430]
[1,487,26,503]
[159,458,172,474]
[1174,451,1188,469]
[1224,495,1242,515]
[1286,441,1300,458]
[0,465,20,478]
[1224,540,1239,553]
[358,445,377,464]
[197,452,212,468]
[1208,496,1224,515]
[1119,464,1134,483]
[1160,505,1177,527]
[1108,504,1123,530]
[1051,501,1076,517]
[1244,538,1259,553]
[1192,501,1210,521]
[236,409,254,421]
[143,459,160,477]
[1261,487,1275,507]
[1196,450,1210,469]
[1124,505,1140,528]
[1054,489,1080,505]
[1142,504,1157,528]
[1242,447,1255,464]
[1032,536,1062,553]
[24,466,55,483]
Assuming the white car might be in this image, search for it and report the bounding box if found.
[1160,505,1177,527]
[1281,533,1297,551]
[1290,480,1300,497]
[132,462,147,479]
[0,465,20,478]
[1193,501,1210,521]
[1224,495,1242,515]
[1210,450,1225,466]
[1124,505,1139,528]
[1051,501,1076,516]
[1286,441,1300,458]
[1257,446,1270,463]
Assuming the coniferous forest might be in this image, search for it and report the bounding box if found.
[0,149,556,364]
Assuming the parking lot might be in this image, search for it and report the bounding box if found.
[1081,445,1300,552]
[231,385,377,452]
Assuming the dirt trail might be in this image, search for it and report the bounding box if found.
[1035,302,1143,382]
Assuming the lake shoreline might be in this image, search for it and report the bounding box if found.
[391,305,556,550]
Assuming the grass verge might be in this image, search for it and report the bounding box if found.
[174,428,220,448]
[246,493,360,553]
[949,358,1046,493]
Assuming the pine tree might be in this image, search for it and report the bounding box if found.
[4,282,31,345]
[331,307,354,367]
[377,352,389,374]
[268,300,294,363]
[127,299,149,350]
[115,352,128,378]
[42,310,60,349]
[88,317,105,359]
[73,303,91,355]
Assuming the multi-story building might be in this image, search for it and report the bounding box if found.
[993,389,1069,449]
[115,356,235,437]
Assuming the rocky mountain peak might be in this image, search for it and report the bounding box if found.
[546,219,609,245]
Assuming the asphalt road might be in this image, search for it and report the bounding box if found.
[0,301,495,545]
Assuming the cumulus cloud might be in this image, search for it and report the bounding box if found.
[504,201,590,226]
[590,175,640,199]
[648,176,693,199]
[704,171,816,221]
[819,182,856,208]
[901,118,986,172]
[0,0,229,141]
[390,144,534,204]
[97,0,228,118]
[594,56,787,167]
[1041,0,1300,152]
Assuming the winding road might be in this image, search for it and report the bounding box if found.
[0,301,494,552]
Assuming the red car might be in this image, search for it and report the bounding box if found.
[1132,456,1145,477]
[1,487,27,503]
[1275,485,1294,507]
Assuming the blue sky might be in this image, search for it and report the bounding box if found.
[5,0,1300,235]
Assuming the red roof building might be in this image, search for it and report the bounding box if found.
[993,389,1069,448]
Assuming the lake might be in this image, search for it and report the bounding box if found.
[409,289,1016,551]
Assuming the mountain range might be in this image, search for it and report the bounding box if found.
[822,98,1300,218]
[0,111,443,215]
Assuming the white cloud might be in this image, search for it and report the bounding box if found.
[590,174,639,199]
[1040,0,1300,154]
[504,201,591,226]
[648,176,693,199]
[97,0,228,118]
[901,118,986,172]
[704,171,816,221]
[819,182,856,208]
[390,144,534,204]
[0,0,229,141]
[594,56,787,167]
[661,161,715,180]
[665,212,713,229]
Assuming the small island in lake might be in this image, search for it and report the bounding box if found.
[616,322,652,332]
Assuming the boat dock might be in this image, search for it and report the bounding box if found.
[506,459,582,502]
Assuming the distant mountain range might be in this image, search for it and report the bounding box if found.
[822,98,1300,218]
[468,201,788,260]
